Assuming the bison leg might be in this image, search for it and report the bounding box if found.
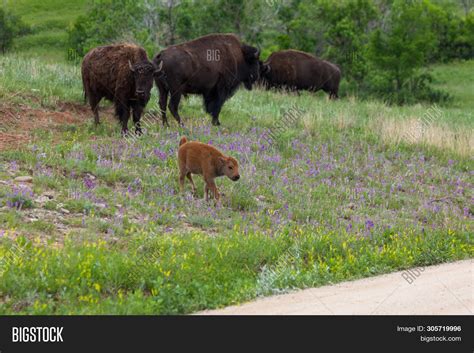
[88,95,101,125]
[131,102,143,135]
[204,177,219,202]
[179,171,186,192]
[168,92,184,126]
[186,173,196,195]
[116,103,130,136]
[210,102,223,126]
[158,85,169,127]
[204,93,223,126]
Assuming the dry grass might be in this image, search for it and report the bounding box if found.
[376,117,474,157]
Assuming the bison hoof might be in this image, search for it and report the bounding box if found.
[212,120,221,126]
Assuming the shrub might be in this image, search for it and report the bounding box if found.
[0,8,30,54]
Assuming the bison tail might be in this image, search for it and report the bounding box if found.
[179,136,188,147]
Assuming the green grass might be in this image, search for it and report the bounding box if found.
[0,53,473,314]
[0,229,471,314]
[0,53,83,105]
[4,0,88,61]
[431,60,474,110]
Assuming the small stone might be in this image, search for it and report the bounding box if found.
[94,203,107,209]
[35,196,50,203]
[14,176,33,183]
[60,208,70,214]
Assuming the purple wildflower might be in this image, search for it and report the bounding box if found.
[83,177,96,190]
[346,223,353,232]
[365,219,374,231]
[153,149,167,161]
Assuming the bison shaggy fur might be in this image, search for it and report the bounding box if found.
[81,43,162,134]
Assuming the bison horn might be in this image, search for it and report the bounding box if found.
[154,60,163,74]
[254,48,260,58]
[128,60,135,72]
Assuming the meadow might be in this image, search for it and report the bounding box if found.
[4,0,87,61]
[0,48,472,313]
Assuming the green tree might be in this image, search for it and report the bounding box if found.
[68,0,143,58]
[288,0,377,87]
[367,0,442,103]
[0,8,29,54]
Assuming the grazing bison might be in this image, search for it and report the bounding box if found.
[259,50,341,99]
[82,43,162,135]
[153,33,260,126]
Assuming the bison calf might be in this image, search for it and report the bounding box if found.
[178,136,240,201]
[82,43,163,135]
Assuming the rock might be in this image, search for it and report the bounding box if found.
[94,203,107,209]
[43,192,55,199]
[14,176,33,183]
[35,196,50,204]
[60,208,70,214]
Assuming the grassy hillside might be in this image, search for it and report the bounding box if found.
[431,60,474,110]
[4,0,87,61]
[0,50,472,313]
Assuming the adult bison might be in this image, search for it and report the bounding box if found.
[82,43,162,135]
[153,34,260,126]
[259,50,341,99]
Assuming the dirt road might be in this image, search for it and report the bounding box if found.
[199,259,473,315]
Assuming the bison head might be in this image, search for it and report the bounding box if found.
[219,156,240,181]
[241,45,260,90]
[129,60,163,102]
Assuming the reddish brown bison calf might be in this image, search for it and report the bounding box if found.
[178,137,240,201]
[81,43,162,135]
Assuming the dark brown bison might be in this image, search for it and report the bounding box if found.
[82,43,162,135]
[259,50,341,99]
[153,33,260,126]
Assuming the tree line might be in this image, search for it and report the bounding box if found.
[2,0,473,104]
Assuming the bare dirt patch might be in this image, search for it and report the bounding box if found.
[0,102,113,151]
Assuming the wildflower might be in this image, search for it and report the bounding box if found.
[83,177,95,190]
[365,219,374,231]
[346,223,353,232]
[153,149,167,161]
